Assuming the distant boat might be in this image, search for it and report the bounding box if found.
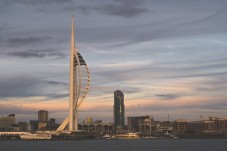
[20,133,51,140]
[141,136,158,139]
[102,134,111,139]
[113,133,140,139]
[164,131,178,139]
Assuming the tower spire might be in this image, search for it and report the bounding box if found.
[69,15,75,131]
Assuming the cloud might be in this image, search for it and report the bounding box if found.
[0,75,41,98]
[7,36,53,46]
[0,22,10,30]
[0,0,149,18]
[18,0,73,6]
[123,87,144,94]
[90,85,143,96]
[48,81,67,86]
[0,0,73,7]
[8,49,66,59]
[101,61,153,69]
[155,94,181,100]
[0,75,68,99]
[45,93,68,99]
[94,0,150,18]
[73,1,227,47]
[33,0,150,18]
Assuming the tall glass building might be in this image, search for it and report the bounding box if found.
[114,90,125,126]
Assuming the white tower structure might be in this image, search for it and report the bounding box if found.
[57,15,90,131]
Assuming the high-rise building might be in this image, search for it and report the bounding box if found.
[114,90,125,126]
[38,110,48,122]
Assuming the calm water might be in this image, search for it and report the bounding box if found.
[0,139,226,151]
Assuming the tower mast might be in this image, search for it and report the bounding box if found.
[69,15,75,131]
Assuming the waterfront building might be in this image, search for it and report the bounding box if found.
[10,124,19,132]
[173,116,227,135]
[79,122,114,136]
[38,110,48,122]
[172,119,190,134]
[50,118,56,125]
[38,122,47,130]
[57,16,90,132]
[155,121,173,133]
[0,114,16,131]
[18,122,28,132]
[128,115,154,135]
[114,90,125,127]
[30,120,39,132]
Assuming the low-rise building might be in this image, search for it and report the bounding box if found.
[127,115,155,135]
[79,122,114,136]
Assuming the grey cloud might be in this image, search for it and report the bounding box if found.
[2,0,226,49]
[45,93,68,99]
[194,75,227,93]
[9,51,45,58]
[155,94,181,100]
[0,0,149,18]
[76,1,227,47]
[168,71,227,79]
[92,58,227,86]
[0,22,9,30]
[90,85,143,96]
[48,81,68,86]
[123,87,144,94]
[0,0,73,15]
[40,0,149,18]
[0,75,69,99]
[18,0,73,6]
[8,49,66,59]
[7,36,53,46]
[0,0,73,7]
[199,100,227,110]
[0,75,41,98]
[94,1,150,18]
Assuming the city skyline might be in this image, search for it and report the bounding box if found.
[0,0,227,122]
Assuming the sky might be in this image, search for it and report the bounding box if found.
[0,0,227,123]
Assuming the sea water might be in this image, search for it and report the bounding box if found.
[0,139,226,151]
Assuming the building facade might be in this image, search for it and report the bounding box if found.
[114,90,125,127]
[29,120,39,132]
[128,115,154,134]
[173,116,227,135]
[18,122,28,132]
[79,122,114,136]
[0,114,16,131]
[38,110,48,122]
